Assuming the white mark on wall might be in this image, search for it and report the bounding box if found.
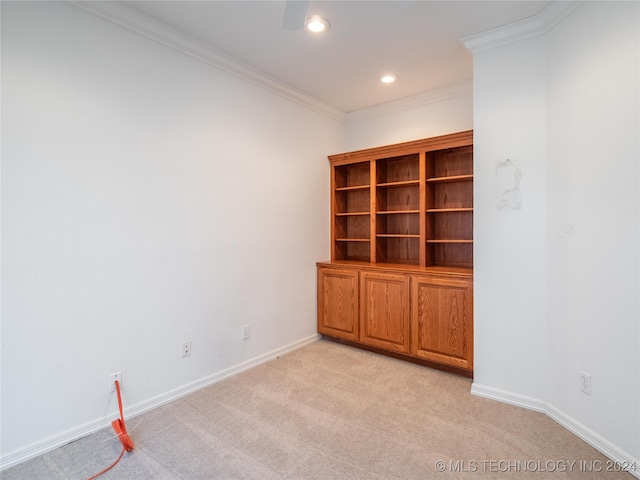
[496,159,522,210]
[555,223,576,239]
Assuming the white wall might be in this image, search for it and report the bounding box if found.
[545,1,639,460]
[472,0,639,464]
[343,86,473,151]
[3,0,639,471]
[472,36,549,402]
[1,1,342,463]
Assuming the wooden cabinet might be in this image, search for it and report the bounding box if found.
[411,275,473,371]
[317,263,473,375]
[317,268,359,341]
[318,131,474,376]
[359,271,410,353]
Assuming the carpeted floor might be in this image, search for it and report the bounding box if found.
[1,339,635,479]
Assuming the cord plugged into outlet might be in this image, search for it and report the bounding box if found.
[109,372,122,392]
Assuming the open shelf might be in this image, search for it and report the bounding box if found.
[335,185,370,191]
[334,239,371,262]
[335,189,370,214]
[376,236,420,265]
[376,184,420,212]
[428,182,472,210]
[427,242,473,268]
[376,211,420,237]
[427,146,473,179]
[376,154,419,184]
[427,208,473,213]
[378,234,421,238]
[426,174,473,183]
[329,131,473,268]
[335,161,370,189]
[427,239,473,244]
[378,210,421,214]
[377,180,420,188]
[335,214,370,241]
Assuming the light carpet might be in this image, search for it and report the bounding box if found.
[1,339,634,479]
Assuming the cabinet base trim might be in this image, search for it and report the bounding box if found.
[323,335,473,378]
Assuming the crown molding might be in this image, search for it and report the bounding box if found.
[461,1,585,53]
[345,79,473,124]
[68,1,346,123]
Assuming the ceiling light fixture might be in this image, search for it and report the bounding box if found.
[305,15,330,33]
[379,74,399,84]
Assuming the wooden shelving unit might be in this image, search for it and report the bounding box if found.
[374,153,421,265]
[425,144,473,268]
[319,131,474,376]
[329,131,473,269]
[332,161,371,262]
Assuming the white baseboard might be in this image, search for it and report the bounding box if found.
[470,383,547,412]
[0,334,321,471]
[471,382,640,480]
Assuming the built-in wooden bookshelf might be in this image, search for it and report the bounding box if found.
[333,161,371,262]
[329,131,473,269]
[319,131,474,376]
[425,144,474,268]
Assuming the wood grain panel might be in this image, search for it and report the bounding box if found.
[432,182,473,210]
[335,214,370,239]
[335,162,370,188]
[376,237,420,265]
[411,275,473,369]
[430,145,473,177]
[377,185,420,211]
[360,272,410,353]
[317,268,359,341]
[376,154,419,183]
[336,189,370,214]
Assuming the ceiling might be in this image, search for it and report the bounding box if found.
[123,1,550,113]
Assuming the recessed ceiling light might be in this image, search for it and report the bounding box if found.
[379,74,398,84]
[305,15,330,33]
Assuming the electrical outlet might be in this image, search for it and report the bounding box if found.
[242,324,250,340]
[580,371,591,395]
[109,371,122,392]
[182,340,191,358]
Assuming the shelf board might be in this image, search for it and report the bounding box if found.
[378,258,420,266]
[377,210,420,215]
[377,180,420,188]
[335,211,370,216]
[336,238,371,242]
[319,260,473,277]
[427,174,473,183]
[377,234,420,238]
[427,239,473,244]
[426,208,473,213]
[335,184,371,191]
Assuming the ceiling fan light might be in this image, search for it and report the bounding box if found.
[305,15,330,33]
[380,74,399,84]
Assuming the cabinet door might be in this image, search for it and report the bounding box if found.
[411,275,473,370]
[317,268,359,341]
[360,272,410,353]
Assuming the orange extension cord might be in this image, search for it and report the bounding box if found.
[87,380,134,480]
